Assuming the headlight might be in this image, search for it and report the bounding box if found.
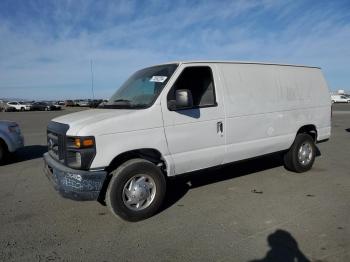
[66,136,96,170]
[67,151,82,169]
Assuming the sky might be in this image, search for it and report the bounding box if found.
[0,0,349,100]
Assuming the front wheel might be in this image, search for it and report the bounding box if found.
[106,158,166,222]
[283,134,316,173]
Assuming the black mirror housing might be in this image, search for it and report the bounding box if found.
[167,100,177,111]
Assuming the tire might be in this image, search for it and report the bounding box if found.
[283,133,316,173]
[106,158,166,222]
[20,107,24,111]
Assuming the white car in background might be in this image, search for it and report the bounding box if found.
[331,95,350,103]
[6,101,31,111]
[76,100,90,107]
[19,101,33,110]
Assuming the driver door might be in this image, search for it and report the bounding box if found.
[161,64,226,175]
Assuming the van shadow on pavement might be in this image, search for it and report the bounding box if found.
[249,229,310,262]
[161,152,285,212]
[2,145,47,165]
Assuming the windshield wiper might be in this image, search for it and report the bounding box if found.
[98,103,147,109]
[129,104,148,109]
[113,99,131,103]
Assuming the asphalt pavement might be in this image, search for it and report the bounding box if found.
[0,104,349,262]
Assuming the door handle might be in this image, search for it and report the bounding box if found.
[217,121,223,133]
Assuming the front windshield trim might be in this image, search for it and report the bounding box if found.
[100,63,179,110]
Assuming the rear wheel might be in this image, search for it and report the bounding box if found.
[106,158,166,221]
[284,134,316,173]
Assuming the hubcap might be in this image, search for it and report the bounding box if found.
[122,174,156,211]
[298,142,313,166]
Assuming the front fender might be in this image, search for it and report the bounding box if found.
[91,127,175,176]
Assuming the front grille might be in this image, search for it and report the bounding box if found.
[47,121,69,163]
[47,131,59,160]
[47,131,65,161]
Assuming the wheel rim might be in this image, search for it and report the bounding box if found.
[297,142,313,166]
[122,174,156,211]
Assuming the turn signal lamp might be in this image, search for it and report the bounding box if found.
[73,137,95,148]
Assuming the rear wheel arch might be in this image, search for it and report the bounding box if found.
[296,124,317,142]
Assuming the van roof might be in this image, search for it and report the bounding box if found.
[157,60,320,69]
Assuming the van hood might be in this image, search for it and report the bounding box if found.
[52,109,135,135]
[52,106,163,136]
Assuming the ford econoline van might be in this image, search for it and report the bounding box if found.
[43,61,331,221]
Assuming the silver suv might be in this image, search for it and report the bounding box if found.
[0,121,24,163]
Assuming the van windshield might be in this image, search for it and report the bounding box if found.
[100,64,178,109]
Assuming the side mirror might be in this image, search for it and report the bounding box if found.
[168,89,193,110]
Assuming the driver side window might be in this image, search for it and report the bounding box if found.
[167,66,217,109]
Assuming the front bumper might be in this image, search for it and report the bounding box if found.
[43,153,107,201]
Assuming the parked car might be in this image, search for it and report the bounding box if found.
[0,120,24,164]
[96,100,108,108]
[44,61,331,221]
[19,101,33,110]
[48,102,62,110]
[65,100,75,107]
[331,95,350,103]
[89,99,103,108]
[31,102,59,111]
[76,100,90,107]
[0,102,16,112]
[6,101,31,111]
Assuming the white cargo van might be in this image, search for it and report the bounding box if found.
[43,61,331,221]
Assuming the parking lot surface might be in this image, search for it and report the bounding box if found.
[0,105,349,261]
